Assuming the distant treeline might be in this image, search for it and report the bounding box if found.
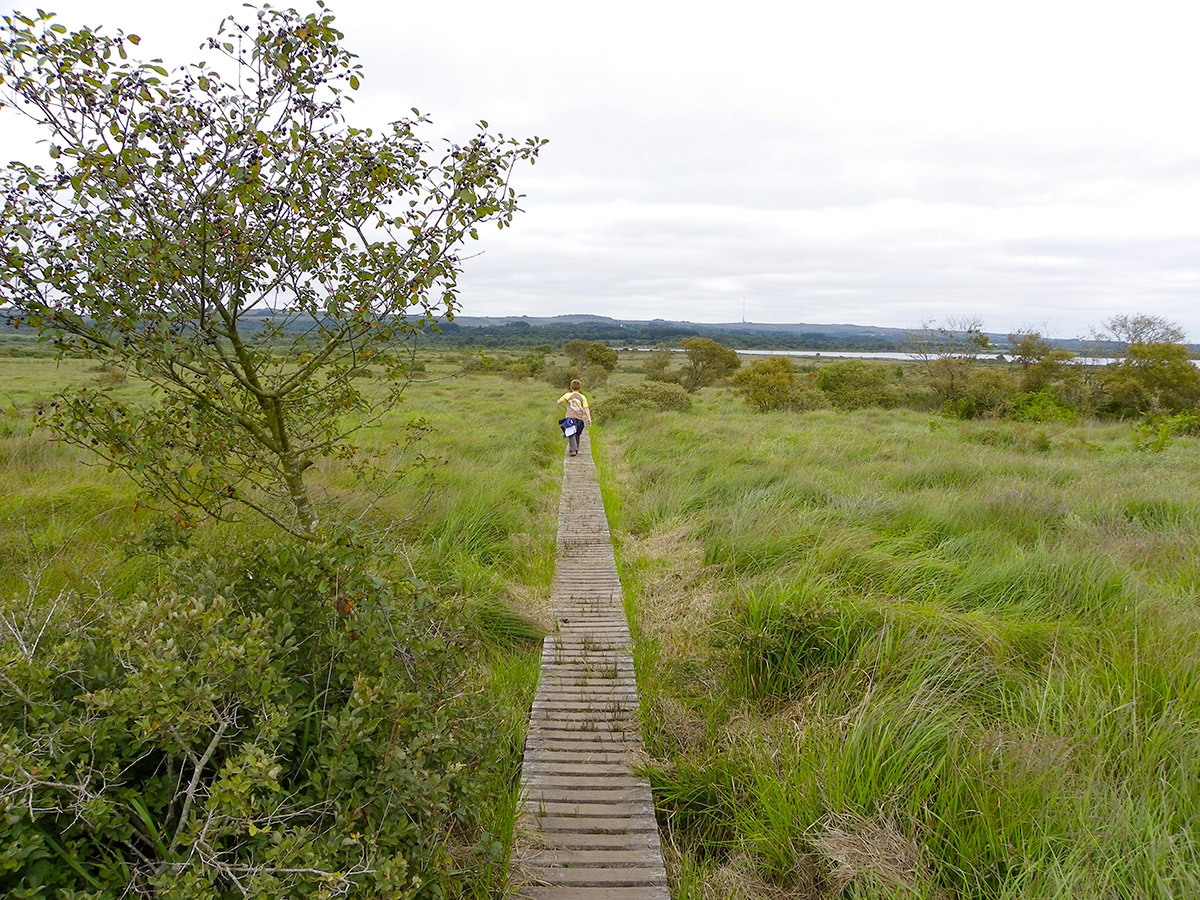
[2,312,1190,358]
[419,320,914,352]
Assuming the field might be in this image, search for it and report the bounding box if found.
[3,350,1200,898]
[596,382,1200,898]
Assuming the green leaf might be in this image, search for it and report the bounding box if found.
[39,831,105,890]
[127,796,169,860]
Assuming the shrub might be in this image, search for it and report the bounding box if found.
[501,362,534,380]
[563,340,618,373]
[505,352,544,378]
[593,381,692,422]
[1005,389,1078,424]
[732,356,827,412]
[581,363,611,387]
[1024,352,1076,393]
[815,359,896,410]
[733,356,795,411]
[1100,341,1200,417]
[0,539,498,898]
[584,343,619,372]
[541,363,580,389]
[678,338,741,393]
[641,344,677,382]
[1131,411,1200,453]
[944,367,1019,419]
[924,355,973,405]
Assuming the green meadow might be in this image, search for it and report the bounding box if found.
[596,382,1200,898]
[3,350,1200,897]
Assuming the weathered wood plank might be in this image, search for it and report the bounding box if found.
[518,887,671,900]
[517,867,669,886]
[512,431,668,899]
[524,814,659,834]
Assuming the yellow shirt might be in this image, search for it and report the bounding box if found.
[557,391,590,421]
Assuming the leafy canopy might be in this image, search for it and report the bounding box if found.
[678,336,740,393]
[0,6,545,538]
[732,355,801,412]
[563,338,618,372]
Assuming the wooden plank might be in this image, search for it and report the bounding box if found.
[517,867,668,886]
[515,848,666,867]
[524,813,659,834]
[523,787,649,804]
[513,431,667,900]
[514,830,660,850]
[522,805,659,821]
[518,887,671,900]
[521,775,650,791]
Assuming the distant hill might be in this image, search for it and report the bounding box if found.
[452,314,909,339]
[5,309,1186,356]
[431,315,920,352]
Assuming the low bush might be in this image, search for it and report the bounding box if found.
[815,360,896,410]
[563,340,618,373]
[943,367,1018,419]
[501,362,534,380]
[593,381,692,421]
[580,363,611,387]
[732,357,826,412]
[0,538,503,898]
[677,338,741,393]
[1100,341,1200,416]
[1004,388,1078,423]
[1131,410,1200,453]
[540,363,579,390]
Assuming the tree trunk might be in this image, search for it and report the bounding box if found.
[282,452,319,540]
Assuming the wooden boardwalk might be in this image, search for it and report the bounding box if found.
[510,431,669,899]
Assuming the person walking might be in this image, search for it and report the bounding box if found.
[557,379,591,457]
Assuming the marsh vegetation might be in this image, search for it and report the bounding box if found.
[3,343,1200,898]
[595,369,1200,898]
[0,356,557,897]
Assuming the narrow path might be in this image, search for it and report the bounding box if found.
[510,431,669,899]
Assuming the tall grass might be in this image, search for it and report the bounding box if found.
[596,388,1200,898]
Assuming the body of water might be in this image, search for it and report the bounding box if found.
[639,348,1200,367]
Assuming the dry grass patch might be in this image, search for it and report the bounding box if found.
[663,843,821,900]
[811,813,930,897]
[627,522,721,659]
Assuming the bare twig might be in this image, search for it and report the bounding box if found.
[170,716,232,854]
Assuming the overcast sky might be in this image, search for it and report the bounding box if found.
[4,0,1200,339]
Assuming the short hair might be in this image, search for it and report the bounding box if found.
[570,379,582,391]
